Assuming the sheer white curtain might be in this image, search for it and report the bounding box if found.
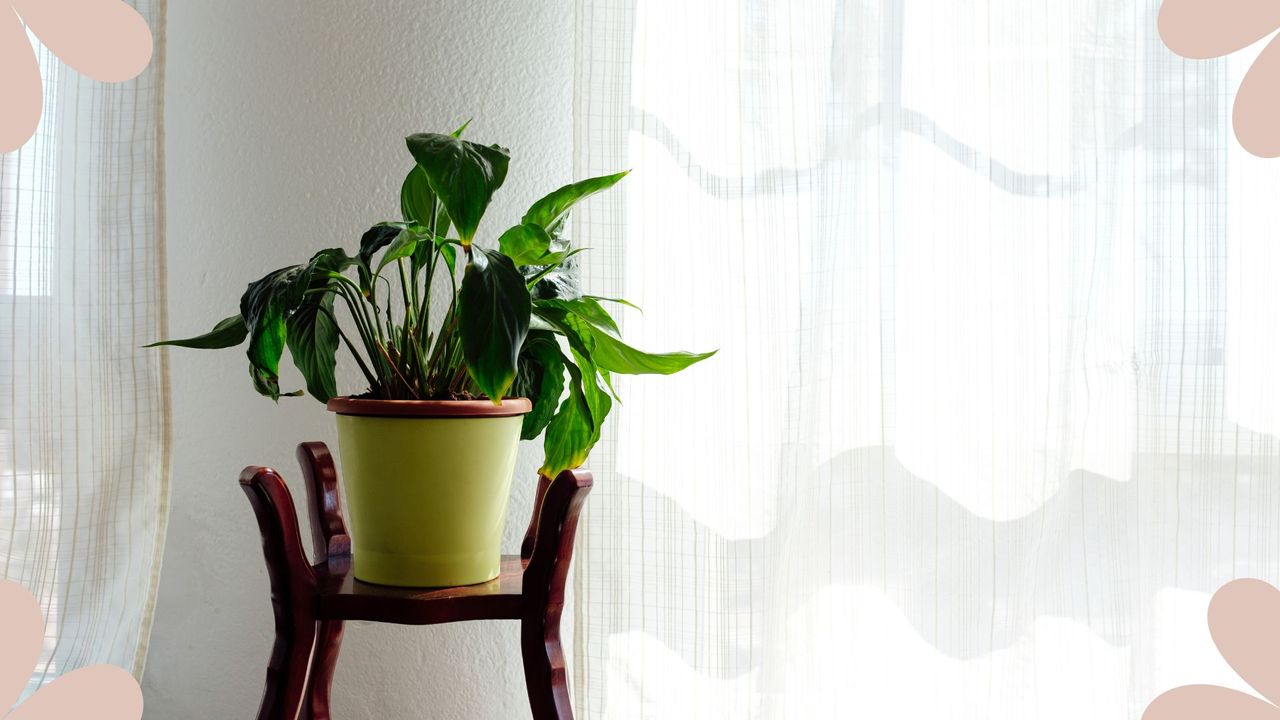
[571,1,1280,717]
[0,0,167,692]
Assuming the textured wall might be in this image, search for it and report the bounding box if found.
[144,2,572,717]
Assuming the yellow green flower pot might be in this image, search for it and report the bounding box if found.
[326,397,531,587]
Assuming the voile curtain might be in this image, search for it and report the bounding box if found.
[571,1,1280,717]
[0,0,167,693]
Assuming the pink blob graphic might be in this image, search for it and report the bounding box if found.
[0,580,143,719]
[1143,579,1280,719]
[1159,0,1280,158]
[0,0,153,153]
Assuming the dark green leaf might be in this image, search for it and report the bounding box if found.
[304,247,357,280]
[497,223,555,266]
[402,164,455,277]
[537,297,620,336]
[437,240,458,277]
[240,266,306,400]
[459,248,531,401]
[240,248,354,402]
[405,133,510,246]
[512,331,565,440]
[374,229,418,275]
[283,248,354,402]
[539,349,611,477]
[413,207,453,271]
[146,315,246,349]
[286,293,340,402]
[528,260,582,301]
[540,354,591,476]
[522,170,629,236]
[572,347,612,440]
[400,165,435,224]
[529,314,558,333]
[357,224,401,294]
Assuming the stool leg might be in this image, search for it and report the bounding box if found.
[520,470,593,720]
[264,612,318,720]
[522,609,573,720]
[306,619,344,720]
[241,467,321,720]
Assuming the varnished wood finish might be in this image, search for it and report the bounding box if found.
[521,474,553,559]
[297,442,351,563]
[521,470,592,720]
[240,443,593,720]
[314,555,526,624]
[307,620,344,720]
[239,467,318,720]
[296,442,348,720]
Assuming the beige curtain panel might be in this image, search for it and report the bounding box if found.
[0,0,167,695]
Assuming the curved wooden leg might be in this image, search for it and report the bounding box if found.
[522,608,573,720]
[295,443,350,720]
[520,470,593,720]
[306,619,344,720]
[262,607,318,720]
[241,467,321,720]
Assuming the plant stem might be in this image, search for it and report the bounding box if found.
[375,342,419,398]
[397,258,414,325]
[426,302,458,385]
[317,304,378,388]
[330,273,382,348]
[330,278,389,388]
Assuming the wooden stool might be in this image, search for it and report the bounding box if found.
[239,441,592,720]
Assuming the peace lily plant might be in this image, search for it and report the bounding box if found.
[155,123,713,586]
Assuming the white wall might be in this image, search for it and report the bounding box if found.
[144,2,572,717]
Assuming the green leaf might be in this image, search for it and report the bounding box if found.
[240,266,306,400]
[146,315,246,349]
[539,350,611,477]
[536,304,715,376]
[537,297,620,336]
[437,239,458,277]
[284,249,354,402]
[239,248,354,402]
[400,165,435,224]
[357,224,401,294]
[286,293,340,402]
[584,323,715,375]
[451,118,472,137]
[512,331,565,440]
[585,295,643,313]
[540,379,591,477]
[497,223,556,266]
[522,170,629,236]
[419,212,454,273]
[527,260,582,301]
[402,164,455,274]
[374,229,419,275]
[405,133,510,246]
[459,248,531,401]
[572,347,612,440]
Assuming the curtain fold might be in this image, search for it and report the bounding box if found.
[572,1,1280,717]
[0,0,167,691]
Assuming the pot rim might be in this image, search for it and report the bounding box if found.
[326,396,532,418]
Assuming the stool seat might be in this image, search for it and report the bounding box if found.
[313,556,527,624]
[239,441,591,720]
